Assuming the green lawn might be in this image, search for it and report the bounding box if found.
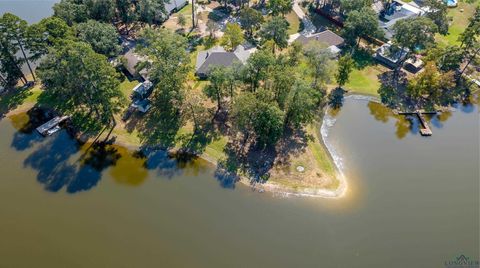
[119,78,139,99]
[202,136,228,161]
[436,1,479,46]
[285,11,301,35]
[345,65,383,96]
[306,124,336,177]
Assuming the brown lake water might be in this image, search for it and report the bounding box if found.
[0,97,478,267]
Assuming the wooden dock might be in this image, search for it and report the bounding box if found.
[36,116,70,136]
[397,110,435,136]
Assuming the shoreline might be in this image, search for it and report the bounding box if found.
[4,97,357,199]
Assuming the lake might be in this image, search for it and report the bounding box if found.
[0,96,478,267]
[0,2,478,267]
[0,0,58,24]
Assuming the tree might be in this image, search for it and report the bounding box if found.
[284,80,320,129]
[343,7,383,48]
[423,0,449,35]
[458,7,480,76]
[86,0,116,22]
[239,7,264,38]
[177,14,187,29]
[270,59,296,109]
[231,92,257,148]
[287,41,302,65]
[116,0,138,33]
[37,41,124,131]
[220,23,244,51]
[53,0,89,26]
[0,13,34,82]
[426,46,464,72]
[392,16,437,83]
[0,41,26,87]
[206,20,219,39]
[303,42,334,86]
[136,0,168,24]
[406,61,455,105]
[335,54,354,88]
[244,49,275,91]
[252,100,284,147]
[27,17,74,61]
[76,20,121,57]
[136,28,190,100]
[339,0,372,16]
[267,0,293,17]
[204,66,230,115]
[259,16,289,53]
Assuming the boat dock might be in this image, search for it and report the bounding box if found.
[36,116,70,136]
[397,110,436,136]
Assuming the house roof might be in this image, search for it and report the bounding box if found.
[195,46,251,76]
[294,30,345,47]
[133,80,153,96]
[165,0,188,14]
[123,48,149,80]
[380,1,425,39]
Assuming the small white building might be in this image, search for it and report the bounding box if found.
[165,0,188,14]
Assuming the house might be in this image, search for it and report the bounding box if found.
[165,0,188,14]
[291,30,345,54]
[131,99,151,113]
[195,45,252,78]
[404,57,425,73]
[122,48,150,81]
[374,42,409,68]
[131,80,154,100]
[379,0,425,39]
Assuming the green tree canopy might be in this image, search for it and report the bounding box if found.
[37,41,123,130]
[267,0,293,17]
[244,49,276,91]
[53,0,89,26]
[252,100,285,147]
[75,20,121,57]
[204,65,231,113]
[136,29,191,146]
[423,0,449,35]
[221,23,245,51]
[86,0,116,23]
[259,16,289,53]
[339,0,372,16]
[284,79,320,128]
[335,54,354,87]
[136,0,168,24]
[0,13,31,84]
[239,7,264,37]
[343,7,383,47]
[426,46,464,72]
[406,61,455,104]
[303,42,334,86]
[392,16,438,53]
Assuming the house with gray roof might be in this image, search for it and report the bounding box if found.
[379,0,425,39]
[121,48,150,81]
[195,45,252,78]
[291,30,345,54]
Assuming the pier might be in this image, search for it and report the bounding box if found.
[36,116,70,136]
[396,110,437,136]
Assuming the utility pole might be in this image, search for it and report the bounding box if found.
[192,0,196,28]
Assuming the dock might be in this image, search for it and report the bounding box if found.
[36,116,70,136]
[396,110,436,136]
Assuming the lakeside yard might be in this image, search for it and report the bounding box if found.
[436,0,479,46]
